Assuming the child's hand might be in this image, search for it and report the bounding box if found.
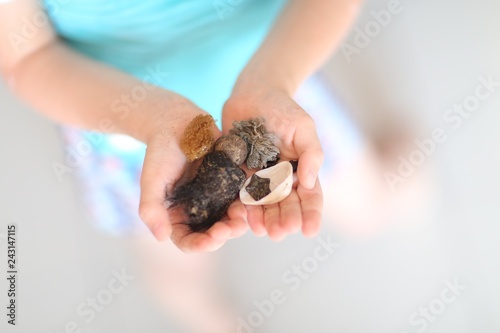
[139,100,248,253]
[222,82,324,241]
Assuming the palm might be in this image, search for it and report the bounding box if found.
[222,90,324,240]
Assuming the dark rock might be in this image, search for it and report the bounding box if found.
[245,174,271,201]
[169,151,247,232]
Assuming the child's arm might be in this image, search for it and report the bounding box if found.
[223,0,362,239]
[0,1,185,142]
[240,0,362,94]
[0,0,246,253]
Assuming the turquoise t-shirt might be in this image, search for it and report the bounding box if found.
[42,0,287,122]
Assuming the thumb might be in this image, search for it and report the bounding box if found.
[294,116,324,190]
[139,135,186,241]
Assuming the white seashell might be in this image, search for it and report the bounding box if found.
[240,162,293,205]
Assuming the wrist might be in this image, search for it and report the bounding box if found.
[234,60,299,98]
[123,92,203,144]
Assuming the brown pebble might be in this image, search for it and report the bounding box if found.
[214,134,248,166]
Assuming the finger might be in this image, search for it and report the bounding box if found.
[227,199,247,222]
[297,179,323,238]
[176,233,227,253]
[206,221,232,241]
[170,223,229,254]
[293,116,324,190]
[279,190,302,234]
[247,205,267,236]
[228,219,249,239]
[263,203,286,241]
[222,217,249,239]
[226,201,250,238]
[139,139,186,241]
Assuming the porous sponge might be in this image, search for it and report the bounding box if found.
[180,114,215,161]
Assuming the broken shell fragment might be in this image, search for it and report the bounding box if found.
[240,161,293,205]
